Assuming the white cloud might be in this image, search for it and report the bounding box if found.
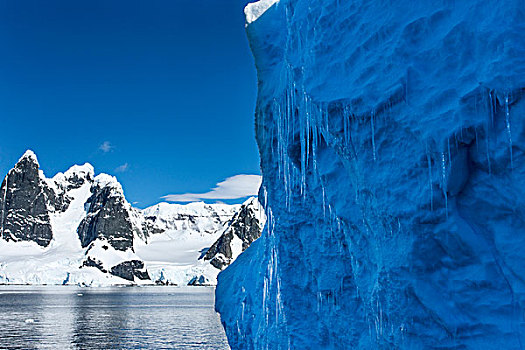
[99,141,113,153]
[162,174,262,202]
[115,163,129,173]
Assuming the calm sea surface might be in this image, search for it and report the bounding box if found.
[0,286,230,350]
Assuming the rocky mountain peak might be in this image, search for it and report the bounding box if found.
[60,163,94,188]
[17,150,39,167]
[93,174,124,195]
[0,150,53,247]
[65,163,94,177]
[50,164,95,196]
[13,149,41,179]
[77,173,135,252]
[204,197,266,269]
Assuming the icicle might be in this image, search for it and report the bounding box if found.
[486,123,491,175]
[488,90,495,128]
[305,94,310,170]
[447,139,451,166]
[426,150,434,211]
[263,276,268,325]
[505,94,513,169]
[312,112,318,173]
[371,112,377,161]
[321,184,327,218]
[236,321,241,338]
[300,92,307,197]
[343,106,348,147]
[441,152,448,218]
[263,186,268,214]
[275,275,282,325]
[474,127,479,153]
[324,105,329,134]
[379,301,383,337]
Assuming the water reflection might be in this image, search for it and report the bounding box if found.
[0,286,230,350]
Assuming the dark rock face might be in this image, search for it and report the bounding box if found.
[110,260,150,281]
[77,180,135,252]
[204,198,264,270]
[140,216,166,239]
[48,166,94,213]
[81,256,150,282]
[62,169,93,191]
[0,152,54,247]
[81,256,107,272]
[44,185,72,214]
[0,154,97,249]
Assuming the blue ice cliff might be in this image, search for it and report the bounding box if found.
[216,0,525,348]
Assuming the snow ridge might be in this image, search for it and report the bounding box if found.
[17,150,38,165]
[244,0,279,24]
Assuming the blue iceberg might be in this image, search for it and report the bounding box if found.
[216,0,525,348]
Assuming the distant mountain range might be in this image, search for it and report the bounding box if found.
[0,150,265,286]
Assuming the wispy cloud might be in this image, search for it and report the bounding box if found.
[162,174,262,202]
[99,141,113,153]
[115,163,129,173]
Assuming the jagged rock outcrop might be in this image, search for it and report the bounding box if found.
[0,151,147,282]
[0,152,97,248]
[46,163,95,213]
[77,175,137,251]
[110,260,150,281]
[204,197,265,269]
[0,151,54,247]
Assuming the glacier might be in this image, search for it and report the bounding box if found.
[216,0,525,348]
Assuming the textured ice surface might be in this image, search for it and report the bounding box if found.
[216,0,525,348]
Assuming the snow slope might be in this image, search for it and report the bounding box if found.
[216,0,525,349]
[136,202,240,285]
[137,198,265,285]
[0,173,127,286]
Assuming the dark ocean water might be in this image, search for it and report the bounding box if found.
[0,286,230,349]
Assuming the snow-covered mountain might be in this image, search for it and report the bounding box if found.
[204,196,266,269]
[0,150,265,286]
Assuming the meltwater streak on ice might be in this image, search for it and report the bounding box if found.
[216,0,525,349]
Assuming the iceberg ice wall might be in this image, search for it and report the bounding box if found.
[216,0,525,348]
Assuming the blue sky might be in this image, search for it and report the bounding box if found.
[0,0,261,208]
